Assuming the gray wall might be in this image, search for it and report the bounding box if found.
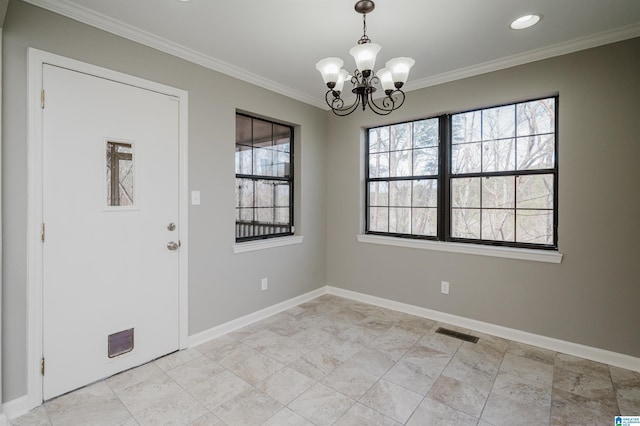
[3,0,640,406]
[326,37,640,358]
[0,0,8,23]
[2,1,327,401]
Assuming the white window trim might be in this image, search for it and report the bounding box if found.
[233,235,304,254]
[357,234,563,263]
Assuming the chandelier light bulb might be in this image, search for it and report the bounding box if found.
[315,57,345,86]
[386,57,415,87]
[333,69,351,93]
[349,43,381,73]
[376,67,395,93]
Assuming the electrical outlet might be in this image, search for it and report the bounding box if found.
[441,281,449,295]
[261,278,268,291]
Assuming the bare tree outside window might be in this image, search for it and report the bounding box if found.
[451,98,556,246]
[367,118,439,237]
[366,97,558,249]
[106,142,134,207]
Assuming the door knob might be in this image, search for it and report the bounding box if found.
[167,223,176,231]
[167,241,179,251]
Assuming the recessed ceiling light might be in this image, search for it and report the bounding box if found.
[510,14,542,30]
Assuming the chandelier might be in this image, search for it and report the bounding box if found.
[315,0,415,116]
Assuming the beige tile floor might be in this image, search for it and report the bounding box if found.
[9,295,640,425]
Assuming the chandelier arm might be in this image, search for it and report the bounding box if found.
[325,89,361,116]
[367,95,395,115]
[367,89,406,116]
[325,90,344,110]
[389,89,406,109]
[332,101,361,116]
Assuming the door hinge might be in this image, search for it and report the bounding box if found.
[41,223,45,242]
[41,89,45,109]
[41,357,45,376]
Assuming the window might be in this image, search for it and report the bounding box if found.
[368,118,440,237]
[106,141,134,207]
[235,113,293,242]
[366,97,558,250]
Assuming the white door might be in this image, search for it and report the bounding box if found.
[42,64,180,399]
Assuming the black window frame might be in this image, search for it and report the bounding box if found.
[366,117,443,239]
[235,113,294,242]
[365,96,559,250]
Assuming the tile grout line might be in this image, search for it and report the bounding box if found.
[475,342,507,425]
[352,325,428,425]
[294,319,404,425]
[549,358,557,426]
[404,324,465,425]
[103,374,139,426]
[607,364,622,416]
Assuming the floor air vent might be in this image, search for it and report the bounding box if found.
[435,327,479,343]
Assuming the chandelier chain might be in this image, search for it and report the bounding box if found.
[358,13,370,44]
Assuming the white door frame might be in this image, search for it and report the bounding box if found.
[0,28,6,426]
[27,48,189,409]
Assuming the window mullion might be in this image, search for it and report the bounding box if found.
[252,179,257,225]
[410,122,414,235]
[386,138,391,233]
[365,127,371,233]
[514,175,518,242]
[441,115,449,242]
[236,174,290,181]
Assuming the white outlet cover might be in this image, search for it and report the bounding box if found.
[441,281,450,294]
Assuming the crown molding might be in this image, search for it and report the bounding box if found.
[405,22,640,93]
[22,0,326,109]
[23,0,640,111]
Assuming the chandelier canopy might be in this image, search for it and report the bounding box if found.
[315,0,415,116]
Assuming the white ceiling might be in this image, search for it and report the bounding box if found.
[24,0,640,109]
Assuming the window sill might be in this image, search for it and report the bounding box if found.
[356,234,563,264]
[233,235,304,254]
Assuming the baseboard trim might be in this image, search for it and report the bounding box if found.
[3,395,28,420]
[8,283,637,421]
[187,286,327,348]
[326,286,640,372]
